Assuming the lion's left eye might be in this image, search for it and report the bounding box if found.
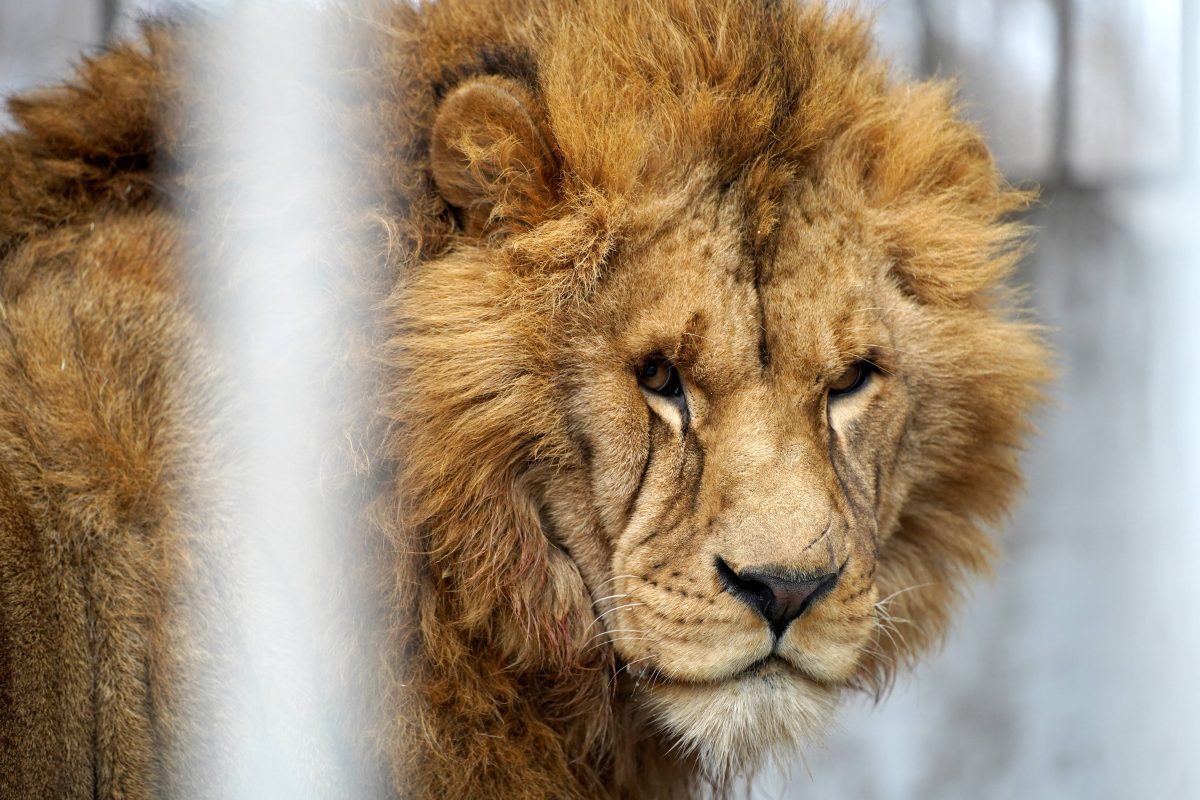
[828,361,873,397]
[637,356,684,397]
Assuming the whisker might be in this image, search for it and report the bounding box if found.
[594,574,640,590]
[586,585,652,631]
[860,644,897,666]
[595,602,645,622]
[586,636,656,654]
[607,654,656,691]
[873,620,904,652]
[592,592,633,604]
[874,582,935,607]
[584,628,646,647]
[863,357,895,377]
[616,654,655,674]
[859,341,913,354]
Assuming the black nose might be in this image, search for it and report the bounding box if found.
[716,557,840,638]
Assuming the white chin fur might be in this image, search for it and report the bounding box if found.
[643,670,837,781]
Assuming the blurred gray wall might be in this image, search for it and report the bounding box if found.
[2,1,1198,798]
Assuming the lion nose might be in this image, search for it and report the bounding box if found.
[715,557,840,638]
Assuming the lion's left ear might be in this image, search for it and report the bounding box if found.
[431,77,558,238]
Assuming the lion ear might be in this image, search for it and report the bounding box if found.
[431,77,558,238]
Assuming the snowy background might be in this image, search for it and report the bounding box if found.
[2,1,1198,797]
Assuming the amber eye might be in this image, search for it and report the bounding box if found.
[637,356,683,397]
[828,361,873,397]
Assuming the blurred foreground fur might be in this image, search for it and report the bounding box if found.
[0,1,1050,797]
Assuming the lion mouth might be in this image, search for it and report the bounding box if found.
[739,656,790,678]
[733,655,835,687]
[626,653,829,690]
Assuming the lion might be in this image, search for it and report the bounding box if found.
[0,0,1050,798]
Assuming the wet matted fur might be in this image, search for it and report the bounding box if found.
[0,1,1050,798]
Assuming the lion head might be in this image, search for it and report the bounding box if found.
[386,0,1050,793]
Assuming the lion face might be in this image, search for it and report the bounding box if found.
[534,181,918,768]
[412,2,1048,783]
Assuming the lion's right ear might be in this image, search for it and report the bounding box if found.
[431,77,558,238]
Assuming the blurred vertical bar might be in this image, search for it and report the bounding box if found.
[1185,0,1199,172]
[102,0,120,42]
[864,0,925,74]
[1069,0,1184,181]
[1053,0,1073,183]
[179,3,381,797]
[870,0,1059,182]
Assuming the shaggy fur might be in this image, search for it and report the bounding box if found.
[0,1,1050,798]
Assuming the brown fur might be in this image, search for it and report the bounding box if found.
[0,1,1050,798]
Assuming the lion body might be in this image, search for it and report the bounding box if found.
[0,1,1049,798]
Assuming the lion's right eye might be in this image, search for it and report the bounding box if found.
[637,356,683,397]
[828,361,874,398]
